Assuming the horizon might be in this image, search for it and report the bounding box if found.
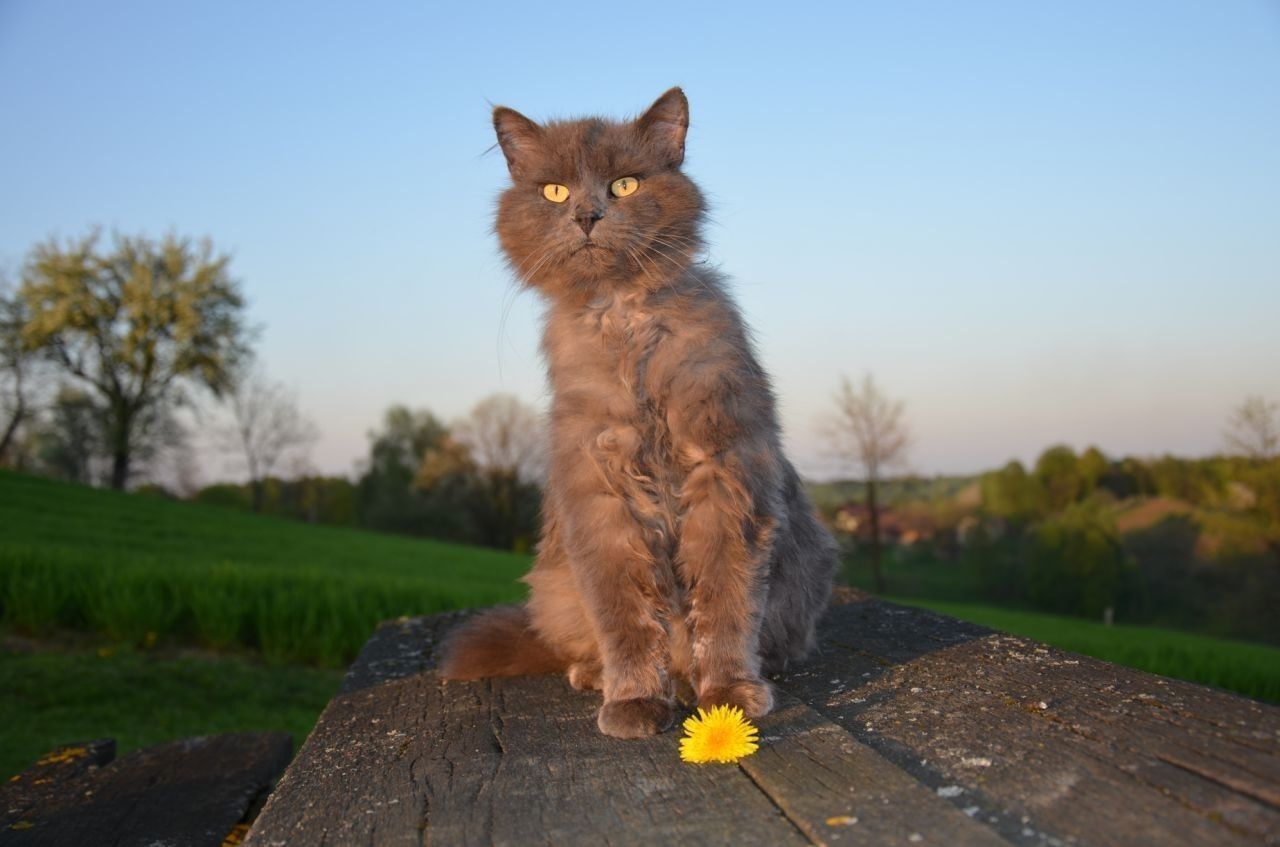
[2,2,1278,485]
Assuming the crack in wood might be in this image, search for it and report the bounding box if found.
[735,760,820,845]
[1157,750,1280,810]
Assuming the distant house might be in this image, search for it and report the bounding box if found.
[831,502,937,548]
[832,503,872,535]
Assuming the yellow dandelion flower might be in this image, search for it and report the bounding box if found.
[679,704,760,763]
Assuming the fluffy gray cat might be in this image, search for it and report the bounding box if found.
[440,88,838,739]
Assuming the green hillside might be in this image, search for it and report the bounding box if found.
[4,469,1276,701]
[3,468,1277,780]
[0,471,529,664]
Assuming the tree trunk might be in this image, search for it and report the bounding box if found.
[111,448,130,490]
[109,402,133,490]
[0,399,24,466]
[251,478,265,513]
[867,478,886,594]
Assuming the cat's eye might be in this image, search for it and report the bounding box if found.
[610,177,639,198]
[543,184,570,203]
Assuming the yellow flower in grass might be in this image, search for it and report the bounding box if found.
[679,704,759,763]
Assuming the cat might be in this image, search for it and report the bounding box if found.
[439,88,839,739]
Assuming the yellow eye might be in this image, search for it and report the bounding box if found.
[610,176,639,197]
[543,184,569,203]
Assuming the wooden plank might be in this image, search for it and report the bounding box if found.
[2,733,292,847]
[338,612,468,696]
[741,692,1008,847]
[250,600,1280,846]
[251,601,1021,846]
[247,633,812,846]
[774,601,1280,847]
[3,739,117,826]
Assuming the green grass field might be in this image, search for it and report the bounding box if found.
[0,640,341,780]
[843,548,986,602]
[2,469,1276,780]
[0,470,528,665]
[896,598,1280,703]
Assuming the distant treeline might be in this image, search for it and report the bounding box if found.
[190,400,544,553]
[974,449,1279,644]
[979,447,1280,522]
[838,446,1280,646]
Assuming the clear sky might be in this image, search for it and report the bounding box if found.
[2,1,1278,481]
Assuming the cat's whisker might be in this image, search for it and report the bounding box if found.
[628,245,664,289]
[512,244,556,281]
[497,280,523,380]
[643,232,701,262]
[647,235,696,255]
[644,240,701,281]
[519,243,564,286]
[652,245,716,300]
[626,249,652,287]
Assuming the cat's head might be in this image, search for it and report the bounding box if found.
[491,88,705,298]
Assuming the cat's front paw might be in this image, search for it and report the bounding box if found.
[698,678,774,718]
[597,697,675,738]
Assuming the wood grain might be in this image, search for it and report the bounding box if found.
[247,600,1280,846]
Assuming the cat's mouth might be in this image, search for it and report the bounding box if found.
[570,241,608,256]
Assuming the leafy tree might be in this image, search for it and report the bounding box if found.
[357,406,454,535]
[823,373,912,593]
[1148,454,1217,503]
[1024,502,1130,619]
[1120,513,1200,627]
[1034,445,1083,512]
[19,230,249,489]
[1078,446,1109,497]
[1097,457,1153,500]
[980,460,1042,523]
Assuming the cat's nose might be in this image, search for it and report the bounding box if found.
[574,207,603,236]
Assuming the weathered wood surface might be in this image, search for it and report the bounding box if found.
[3,732,292,846]
[247,596,1280,847]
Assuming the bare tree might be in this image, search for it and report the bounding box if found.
[1225,395,1278,461]
[450,394,546,483]
[219,365,319,511]
[822,373,912,593]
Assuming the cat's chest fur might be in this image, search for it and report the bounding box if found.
[544,290,676,424]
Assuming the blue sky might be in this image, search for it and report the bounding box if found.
[2,1,1278,479]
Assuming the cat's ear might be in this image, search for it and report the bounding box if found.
[637,87,689,167]
[493,106,542,178]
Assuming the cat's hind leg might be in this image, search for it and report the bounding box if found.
[524,514,606,689]
[567,660,603,691]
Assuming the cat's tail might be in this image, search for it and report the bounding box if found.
[437,604,566,680]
